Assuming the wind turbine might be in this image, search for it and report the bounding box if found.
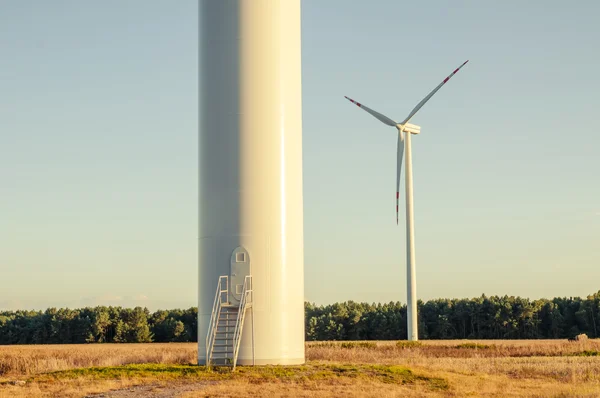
[344,60,469,341]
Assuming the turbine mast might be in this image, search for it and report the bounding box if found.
[404,130,418,341]
[343,60,469,343]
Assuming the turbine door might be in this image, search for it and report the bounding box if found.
[230,246,250,304]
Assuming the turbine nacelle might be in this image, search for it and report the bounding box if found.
[397,123,421,135]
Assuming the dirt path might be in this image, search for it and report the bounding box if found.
[83,381,214,398]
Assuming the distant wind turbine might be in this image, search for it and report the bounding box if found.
[344,60,469,341]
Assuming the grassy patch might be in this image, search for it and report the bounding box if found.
[571,350,600,357]
[340,342,377,349]
[310,341,377,349]
[31,363,447,391]
[455,343,495,350]
[37,364,216,382]
[368,365,448,390]
[396,341,423,349]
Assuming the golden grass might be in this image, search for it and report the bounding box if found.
[0,343,194,377]
[1,340,600,397]
[184,379,447,398]
[0,378,144,398]
[306,340,600,397]
[307,339,600,360]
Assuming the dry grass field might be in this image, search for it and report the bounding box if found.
[1,340,600,397]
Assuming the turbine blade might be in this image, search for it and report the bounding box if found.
[400,60,469,125]
[344,96,397,127]
[396,130,404,225]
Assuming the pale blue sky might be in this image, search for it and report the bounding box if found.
[1,1,598,311]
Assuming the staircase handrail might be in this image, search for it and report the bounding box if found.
[205,275,228,367]
[232,275,252,370]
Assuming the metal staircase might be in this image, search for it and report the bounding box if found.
[206,275,253,370]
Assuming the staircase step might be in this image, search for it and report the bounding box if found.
[210,360,233,366]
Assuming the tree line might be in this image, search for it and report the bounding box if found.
[0,307,197,345]
[305,291,600,340]
[1,292,598,344]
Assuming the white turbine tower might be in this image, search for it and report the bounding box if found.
[345,60,469,341]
